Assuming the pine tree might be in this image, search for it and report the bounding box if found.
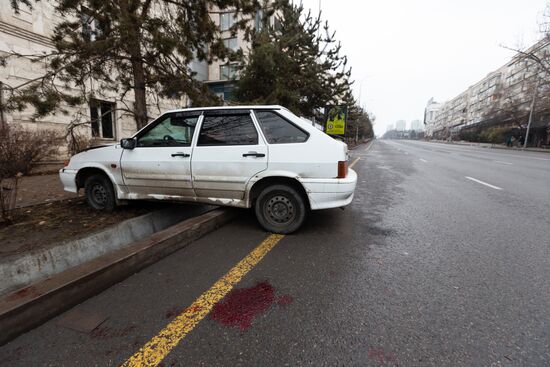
[3,0,259,129]
[235,0,355,117]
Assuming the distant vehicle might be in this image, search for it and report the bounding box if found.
[59,106,357,233]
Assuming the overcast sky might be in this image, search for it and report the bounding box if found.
[299,0,548,135]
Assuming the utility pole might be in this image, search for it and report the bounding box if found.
[523,78,541,149]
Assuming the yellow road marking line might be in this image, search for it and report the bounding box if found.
[349,157,361,169]
[121,234,285,367]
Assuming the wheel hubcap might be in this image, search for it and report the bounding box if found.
[265,195,295,225]
[91,184,107,206]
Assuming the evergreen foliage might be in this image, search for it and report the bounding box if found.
[235,0,355,117]
[3,0,259,129]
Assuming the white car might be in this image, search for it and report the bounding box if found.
[60,106,357,233]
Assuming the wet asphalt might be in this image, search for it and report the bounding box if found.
[1,139,550,366]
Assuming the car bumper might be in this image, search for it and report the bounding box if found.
[59,168,78,193]
[301,169,357,210]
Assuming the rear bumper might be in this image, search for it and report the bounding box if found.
[301,169,357,210]
[59,168,78,193]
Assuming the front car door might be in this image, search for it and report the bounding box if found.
[191,109,268,201]
[120,111,200,199]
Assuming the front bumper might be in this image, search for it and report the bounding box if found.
[59,168,78,193]
[301,169,357,210]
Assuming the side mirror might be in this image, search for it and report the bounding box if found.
[120,138,136,150]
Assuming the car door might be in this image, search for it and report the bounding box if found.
[120,111,200,199]
[191,109,268,200]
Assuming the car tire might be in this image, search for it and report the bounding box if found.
[255,184,307,234]
[84,174,116,212]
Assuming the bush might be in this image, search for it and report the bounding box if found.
[459,126,511,144]
[479,127,510,144]
[0,125,62,222]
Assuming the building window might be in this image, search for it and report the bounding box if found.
[90,100,115,139]
[81,8,103,41]
[220,12,235,31]
[220,64,238,80]
[223,37,238,51]
[255,10,264,30]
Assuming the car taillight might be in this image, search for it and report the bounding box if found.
[337,161,348,178]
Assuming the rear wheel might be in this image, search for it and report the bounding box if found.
[84,174,116,211]
[255,184,306,234]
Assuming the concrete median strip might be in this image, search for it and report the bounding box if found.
[0,208,237,346]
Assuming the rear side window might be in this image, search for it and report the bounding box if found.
[198,113,258,146]
[254,111,309,144]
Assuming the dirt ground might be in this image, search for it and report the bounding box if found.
[16,174,76,208]
[0,198,159,258]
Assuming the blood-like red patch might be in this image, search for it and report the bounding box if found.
[276,295,293,307]
[210,281,275,331]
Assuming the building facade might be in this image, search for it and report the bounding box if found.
[395,120,406,131]
[424,39,550,144]
[0,2,265,163]
[410,119,423,131]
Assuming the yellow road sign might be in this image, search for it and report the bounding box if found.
[325,106,347,135]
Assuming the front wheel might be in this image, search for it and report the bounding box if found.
[84,174,116,211]
[255,184,307,234]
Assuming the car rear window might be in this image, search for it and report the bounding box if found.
[254,111,309,144]
[198,113,258,146]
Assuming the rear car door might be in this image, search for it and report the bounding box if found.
[120,111,200,199]
[191,109,268,200]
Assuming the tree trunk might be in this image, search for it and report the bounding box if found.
[132,58,148,130]
[119,0,148,130]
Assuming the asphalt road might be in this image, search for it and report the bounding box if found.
[1,140,550,366]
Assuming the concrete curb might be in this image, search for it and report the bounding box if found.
[0,208,236,345]
[427,140,550,153]
[0,204,213,296]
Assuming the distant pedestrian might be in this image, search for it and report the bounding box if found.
[506,135,512,147]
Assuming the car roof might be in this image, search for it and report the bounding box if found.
[164,105,287,114]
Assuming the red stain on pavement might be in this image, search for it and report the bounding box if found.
[185,304,203,313]
[368,347,398,365]
[5,286,39,301]
[276,294,293,307]
[210,281,291,331]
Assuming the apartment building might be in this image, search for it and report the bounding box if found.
[395,120,406,131]
[201,8,270,101]
[0,2,266,162]
[424,39,550,142]
[3,3,190,148]
[410,119,423,131]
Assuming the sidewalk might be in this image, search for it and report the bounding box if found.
[16,174,78,208]
[428,140,550,153]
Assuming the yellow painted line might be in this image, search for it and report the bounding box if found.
[121,234,285,367]
[349,157,361,169]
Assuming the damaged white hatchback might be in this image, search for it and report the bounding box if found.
[60,106,357,233]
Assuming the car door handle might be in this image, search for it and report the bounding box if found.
[242,152,265,157]
[171,153,190,157]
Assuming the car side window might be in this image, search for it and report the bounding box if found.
[254,111,309,144]
[198,113,258,146]
[137,113,198,147]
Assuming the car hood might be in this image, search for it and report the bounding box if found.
[70,143,121,164]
